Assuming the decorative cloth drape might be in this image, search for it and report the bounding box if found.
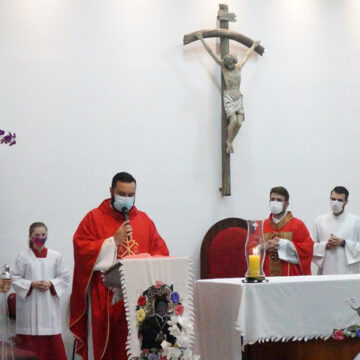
[119,257,195,359]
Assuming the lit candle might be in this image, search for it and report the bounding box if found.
[248,254,260,278]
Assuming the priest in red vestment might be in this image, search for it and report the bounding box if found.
[263,186,313,276]
[70,172,169,360]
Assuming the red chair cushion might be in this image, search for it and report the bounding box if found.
[208,227,247,278]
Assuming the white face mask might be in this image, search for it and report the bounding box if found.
[113,195,135,213]
[330,200,344,214]
[269,201,283,215]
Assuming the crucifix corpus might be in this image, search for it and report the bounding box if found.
[183,4,264,196]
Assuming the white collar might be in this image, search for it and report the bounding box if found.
[272,212,287,224]
[331,210,346,220]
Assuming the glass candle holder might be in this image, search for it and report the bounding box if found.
[0,265,11,280]
[0,264,14,359]
[244,220,266,283]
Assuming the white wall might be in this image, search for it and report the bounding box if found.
[1,0,360,357]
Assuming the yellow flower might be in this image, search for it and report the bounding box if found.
[136,309,146,322]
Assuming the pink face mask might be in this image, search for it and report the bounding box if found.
[32,236,47,247]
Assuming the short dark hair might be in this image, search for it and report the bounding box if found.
[331,186,349,200]
[111,172,136,188]
[270,186,289,202]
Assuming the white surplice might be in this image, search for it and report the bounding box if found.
[11,248,70,335]
[312,212,360,274]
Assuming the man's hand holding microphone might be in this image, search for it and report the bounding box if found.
[114,208,132,247]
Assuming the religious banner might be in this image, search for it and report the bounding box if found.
[119,257,197,360]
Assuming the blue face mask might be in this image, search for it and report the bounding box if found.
[113,195,135,213]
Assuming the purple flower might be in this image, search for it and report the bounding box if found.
[170,292,180,304]
[356,328,360,338]
[148,354,159,360]
[3,134,12,143]
[0,131,16,146]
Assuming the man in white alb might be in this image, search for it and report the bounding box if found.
[312,186,360,275]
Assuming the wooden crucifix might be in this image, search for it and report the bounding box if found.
[183,4,264,196]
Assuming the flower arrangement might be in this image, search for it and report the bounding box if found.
[136,281,182,325]
[0,130,16,146]
[332,325,360,340]
[136,281,199,360]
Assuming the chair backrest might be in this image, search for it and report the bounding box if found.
[201,218,248,279]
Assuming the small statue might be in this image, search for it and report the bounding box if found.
[196,32,260,153]
[139,296,176,350]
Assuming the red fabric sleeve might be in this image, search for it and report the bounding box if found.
[149,219,169,256]
[50,283,57,296]
[291,220,314,275]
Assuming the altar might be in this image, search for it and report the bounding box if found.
[194,274,360,360]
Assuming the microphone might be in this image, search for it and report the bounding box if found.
[121,207,129,221]
[121,207,131,241]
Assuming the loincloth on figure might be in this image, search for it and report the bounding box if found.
[223,90,244,118]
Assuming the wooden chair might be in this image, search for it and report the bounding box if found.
[201,218,248,279]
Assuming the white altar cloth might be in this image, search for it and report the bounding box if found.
[194,274,360,360]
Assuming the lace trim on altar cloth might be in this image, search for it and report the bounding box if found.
[239,333,334,351]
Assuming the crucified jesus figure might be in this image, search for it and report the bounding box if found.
[196,32,260,153]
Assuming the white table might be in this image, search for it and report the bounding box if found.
[194,275,360,360]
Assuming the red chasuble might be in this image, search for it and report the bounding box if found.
[69,199,169,360]
[263,212,313,276]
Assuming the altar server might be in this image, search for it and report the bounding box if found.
[312,186,360,274]
[12,222,70,360]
